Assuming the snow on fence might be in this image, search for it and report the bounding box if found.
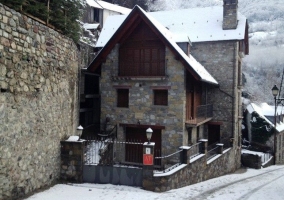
[189,142,202,160]
[155,149,183,172]
[84,139,144,166]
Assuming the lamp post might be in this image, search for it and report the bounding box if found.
[272,85,279,164]
[77,125,83,140]
[146,128,153,144]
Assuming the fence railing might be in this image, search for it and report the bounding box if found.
[84,139,143,167]
[85,138,228,170]
[207,145,219,160]
[186,104,213,124]
[197,104,213,118]
[154,149,183,172]
[261,153,272,163]
[189,142,202,160]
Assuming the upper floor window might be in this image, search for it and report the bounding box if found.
[117,89,129,108]
[119,22,166,77]
[153,89,168,106]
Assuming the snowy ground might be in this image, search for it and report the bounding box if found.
[25,165,284,200]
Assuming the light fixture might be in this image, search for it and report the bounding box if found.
[272,85,279,97]
[146,128,153,144]
[77,125,83,140]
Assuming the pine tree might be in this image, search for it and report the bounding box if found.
[250,111,274,144]
[0,0,84,42]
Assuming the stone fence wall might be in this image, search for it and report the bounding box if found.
[241,153,262,169]
[0,4,79,200]
[145,147,241,192]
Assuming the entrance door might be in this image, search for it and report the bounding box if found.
[125,127,161,165]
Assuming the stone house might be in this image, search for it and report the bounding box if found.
[78,1,131,132]
[87,0,248,166]
[244,102,284,164]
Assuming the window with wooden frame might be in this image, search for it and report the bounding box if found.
[119,22,166,77]
[117,89,129,108]
[153,89,168,106]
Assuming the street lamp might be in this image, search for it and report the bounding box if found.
[272,85,279,164]
[77,125,83,140]
[146,128,153,144]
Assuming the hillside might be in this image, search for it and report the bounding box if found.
[147,0,284,105]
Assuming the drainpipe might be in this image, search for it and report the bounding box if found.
[233,43,238,147]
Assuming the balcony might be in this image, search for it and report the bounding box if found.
[186,104,213,126]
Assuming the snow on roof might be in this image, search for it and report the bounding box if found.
[86,0,131,14]
[246,102,284,132]
[92,6,218,85]
[138,7,218,84]
[83,23,100,30]
[96,6,247,48]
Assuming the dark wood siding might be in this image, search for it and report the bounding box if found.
[119,21,165,77]
[186,71,201,120]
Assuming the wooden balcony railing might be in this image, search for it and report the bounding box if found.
[186,104,213,125]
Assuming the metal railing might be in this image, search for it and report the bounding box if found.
[189,142,202,160]
[261,153,272,163]
[186,104,213,124]
[84,139,143,167]
[154,149,183,172]
[207,145,219,160]
[197,104,213,118]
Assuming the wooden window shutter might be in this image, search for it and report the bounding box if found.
[117,89,129,108]
[154,90,168,106]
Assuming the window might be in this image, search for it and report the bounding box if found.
[93,8,99,22]
[119,22,166,77]
[153,90,168,106]
[117,89,129,108]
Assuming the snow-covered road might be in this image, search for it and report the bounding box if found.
[25,165,284,200]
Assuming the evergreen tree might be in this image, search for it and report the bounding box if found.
[0,0,84,42]
[250,111,274,144]
[0,0,24,11]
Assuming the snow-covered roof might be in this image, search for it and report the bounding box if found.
[138,7,218,84]
[83,23,100,30]
[96,6,247,48]
[88,6,218,85]
[246,102,284,132]
[86,0,131,14]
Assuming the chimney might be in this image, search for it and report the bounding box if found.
[223,0,238,30]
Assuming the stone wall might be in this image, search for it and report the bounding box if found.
[60,140,85,182]
[149,149,241,192]
[241,153,262,169]
[0,4,79,200]
[191,41,242,148]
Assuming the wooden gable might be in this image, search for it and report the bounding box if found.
[87,6,208,84]
[119,21,165,76]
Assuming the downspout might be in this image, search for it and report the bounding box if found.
[233,43,238,147]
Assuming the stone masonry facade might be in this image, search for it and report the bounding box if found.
[191,41,242,149]
[100,44,186,155]
[0,4,79,200]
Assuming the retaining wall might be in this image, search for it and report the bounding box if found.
[0,4,79,200]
